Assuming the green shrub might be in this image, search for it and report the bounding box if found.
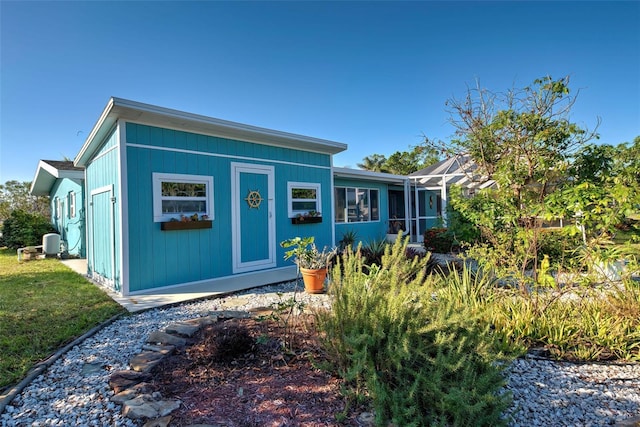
[537,228,583,267]
[0,209,55,249]
[423,227,456,253]
[488,282,640,362]
[360,238,388,267]
[446,197,481,245]
[317,238,510,426]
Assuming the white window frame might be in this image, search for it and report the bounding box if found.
[334,186,380,223]
[287,182,322,218]
[55,197,62,220]
[152,172,214,222]
[68,191,76,218]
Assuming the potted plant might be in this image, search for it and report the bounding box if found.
[281,236,336,293]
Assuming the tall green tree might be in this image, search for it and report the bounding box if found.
[446,76,597,210]
[445,76,599,280]
[358,142,440,175]
[547,137,640,241]
[0,180,50,222]
[357,154,388,172]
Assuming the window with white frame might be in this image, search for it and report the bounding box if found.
[288,182,321,217]
[55,197,62,220]
[334,187,379,223]
[68,191,76,218]
[152,173,214,222]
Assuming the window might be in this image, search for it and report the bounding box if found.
[287,182,321,217]
[334,187,379,223]
[68,191,76,218]
[55,197,62,220]
[152,173,214,222]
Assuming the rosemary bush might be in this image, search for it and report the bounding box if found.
[317,238,510,426]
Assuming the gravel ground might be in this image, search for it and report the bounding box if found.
[1,280,639,426]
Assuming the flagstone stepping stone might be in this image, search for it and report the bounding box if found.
[147,331,186,347]
[111,382,152,403]
[122,394,181,419]
[165,321,200,337]
[130,351,165,372]
[109,370,152,394]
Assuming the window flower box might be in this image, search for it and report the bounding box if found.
[291,216,322,225]
[161,220,212,231]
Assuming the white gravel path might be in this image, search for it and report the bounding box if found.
[1,281,638,426]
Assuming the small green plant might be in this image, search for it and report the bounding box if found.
[360,238,388,267]
[338,230,358,252]
[281,236,335,270]
[266,292,307,352]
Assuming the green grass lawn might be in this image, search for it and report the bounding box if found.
[0,248,125,391]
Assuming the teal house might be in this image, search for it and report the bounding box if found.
[30,160,86,257]
[73,98,346,295]
[30,98,473,297]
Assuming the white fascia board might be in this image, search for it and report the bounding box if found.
[75,98,118,167]
[30,161,55,195]
[76,97,348,167]
[30,160,84,195]
[333,167,408,184]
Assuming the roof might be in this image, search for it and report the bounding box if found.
[30,160,84,196]
[75,97,348,167]
[333,167,408,184]
[409,155,494,189]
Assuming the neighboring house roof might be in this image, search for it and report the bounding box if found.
[409,154,494,189]
[333,167,408,184]
[30,160,84,196]
[75,97,348,167]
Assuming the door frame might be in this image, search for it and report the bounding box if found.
[230,162,276,274]
[89,184,116,289]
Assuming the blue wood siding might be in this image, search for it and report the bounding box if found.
[85,128,121,292]
[50,178,85,257]
[126,123,331,168]
[125,122,333,292]
[333,178,390,244]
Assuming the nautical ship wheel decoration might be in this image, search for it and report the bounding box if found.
[245,189,263,209]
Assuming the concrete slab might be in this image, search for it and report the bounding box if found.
[59,258,297,313]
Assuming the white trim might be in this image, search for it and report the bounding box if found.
[333,185,381,224]
[287,181,322,218]
[330,157,336,246]
[126,142,332,171]
[68,191,76,218]
[55,197,62,220]
[75,98,117,166]
[152,172,214,222]
[90,143,118,164]
[231,162,276,274]
[333,166,407,184]
[90,184,115,197]
[110,97,346,152]
[89,184,115,289]
[76,97,347,167]
[117,121,129,296]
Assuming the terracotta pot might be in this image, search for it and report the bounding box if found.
[299,267,327,294]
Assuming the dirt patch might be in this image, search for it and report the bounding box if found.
[150,314,362,426]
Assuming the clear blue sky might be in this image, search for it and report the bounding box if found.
[1,1,638,183]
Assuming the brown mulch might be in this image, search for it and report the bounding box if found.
[149,314,364,426]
